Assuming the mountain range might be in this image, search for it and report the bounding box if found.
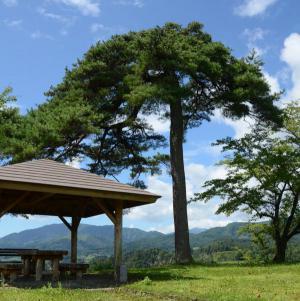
[0,222,251,257]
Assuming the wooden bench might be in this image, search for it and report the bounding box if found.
[59,263,89,280]
[0,262,23,282]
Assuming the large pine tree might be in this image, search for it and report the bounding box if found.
[124,23,281,262]
[5,22,282,263]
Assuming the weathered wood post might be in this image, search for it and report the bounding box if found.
[52,258,60,281]
[35,258,43,281]
[114,203,126,283]
[71,216,81,264]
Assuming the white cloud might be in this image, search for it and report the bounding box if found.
[281,33,300,101]
[185,163,227,192]
[114,0,144,7]
[90,23,104,33]
[90,23,127,41]
[53,0,100,16]
[3,19,22,28]
[38,7,75,25]
[235,0,277,17]
[125,163,246,233]
[37,7,76,36]
[211,68,281,139]
[243,27,268,56]
[244,27,267,42]
[65,158,81,169]
[1,0,17,7]
[127,176,173,224]
[143,114,170,133]
[185,142,223,160]
[212,110,255,139]
[263,71,281,94]
[30,31,54,40]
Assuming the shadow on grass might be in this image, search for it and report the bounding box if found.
[128,266,206,282]
[6,267,206,289]
[7,273,117,289]
[11,261,293,289]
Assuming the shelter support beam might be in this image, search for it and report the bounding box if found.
[71,216,81,264]
[30,193,55,207]
[93,198,116,224]
[114,203,126,283]
[59,216,81,263]
[59,216,72,231]
[0,192,31,218]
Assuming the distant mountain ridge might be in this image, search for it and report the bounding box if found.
[189,228,207,234]
[0,222,250,257]
[0,224,165,256]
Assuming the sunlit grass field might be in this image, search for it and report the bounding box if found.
[1,263,299,301]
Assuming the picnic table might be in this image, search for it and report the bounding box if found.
[0,248,68,281]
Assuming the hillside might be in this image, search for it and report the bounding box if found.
[0,224,164,256]
[124,222,250,252]
[0,222,249,256]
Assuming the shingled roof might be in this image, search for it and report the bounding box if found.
[0,159,160,217]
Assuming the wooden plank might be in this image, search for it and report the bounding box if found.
[59,216,72,231]
[93,198,116,224]
[114,203,123,283]
[0,191,31,218]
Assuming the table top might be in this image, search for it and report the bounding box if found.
[0,248,68,257]
[0,248,38,256]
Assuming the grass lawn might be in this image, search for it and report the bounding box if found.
[0,263,299,301]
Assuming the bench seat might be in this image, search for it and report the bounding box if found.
[0,262,23,282]
[59,263,89,279]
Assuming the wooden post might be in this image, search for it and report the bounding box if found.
[23,258,31,276]
[71,217,81,264]
[9,271,17,282]
[114,203,123,283]
[52,258,60,282]
[59,216,81,264]
[35,258,43,281]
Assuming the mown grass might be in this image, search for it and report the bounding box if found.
[1,263,299,301]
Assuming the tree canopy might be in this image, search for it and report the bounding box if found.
[3,35,168,187]
[0,87,21,164]
[121,22,282,263]
[1,22,283,263]
[191,102,300,262]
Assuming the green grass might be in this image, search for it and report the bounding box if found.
[1,263,300,301]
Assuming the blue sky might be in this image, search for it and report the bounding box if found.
[0,0,299,237]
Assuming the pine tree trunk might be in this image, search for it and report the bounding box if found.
[273,239,287,263]
[170,100,192,264]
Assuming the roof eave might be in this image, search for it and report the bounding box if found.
[0,180,161,203]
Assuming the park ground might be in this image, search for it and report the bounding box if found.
[0,263,299,301]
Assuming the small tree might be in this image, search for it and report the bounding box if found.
[191,103,300,263]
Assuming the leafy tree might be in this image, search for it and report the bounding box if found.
[238,224,274,262]
[8,22,282,263]
[192,103,300,263]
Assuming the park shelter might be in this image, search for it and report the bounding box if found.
[0,159,160,281]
